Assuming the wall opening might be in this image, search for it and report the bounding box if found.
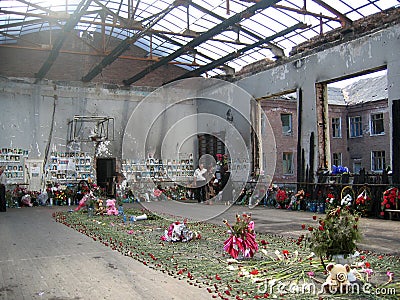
[259,90,298,185]
[326,69,389,175]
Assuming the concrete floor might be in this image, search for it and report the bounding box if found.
[0,206,211,300]
[1,202,399,299]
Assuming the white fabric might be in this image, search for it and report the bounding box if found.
[194,168,207,181]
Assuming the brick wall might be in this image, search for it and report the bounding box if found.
[0,30,187,87]
[261,98,298,183]
[261,97,390,183]
[328,105,349,167]
[347,99,390,172]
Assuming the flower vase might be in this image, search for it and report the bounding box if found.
[318,203,325,214]
[87,207,94,217]
[118,206,124,215]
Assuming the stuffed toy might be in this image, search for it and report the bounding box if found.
[322,263,351,294]
[106,199,119,215]
[95,199,106,215]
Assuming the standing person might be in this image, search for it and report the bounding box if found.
[193,163,207,203]
[220,165,233,204]
[0,166,7,212]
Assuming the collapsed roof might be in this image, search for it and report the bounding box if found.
[0,0,399,84]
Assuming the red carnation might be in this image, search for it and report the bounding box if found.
[250,269,259,275]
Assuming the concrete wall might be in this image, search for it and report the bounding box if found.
[0,78,139,158]
[0,77,196,178]
[237,23,400,179]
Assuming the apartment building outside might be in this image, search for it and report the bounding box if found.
[261,75,389,184]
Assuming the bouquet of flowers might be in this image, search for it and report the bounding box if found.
[275,188,288,208]
[91,183,105,198]
[381,187,400,216]
[54,189,67,205]
[355,187,372,216]
[325,192,338,211]
[302,207,361,262]
[161,220,200,242]
[223,214,258,259]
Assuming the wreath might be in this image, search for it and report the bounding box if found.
[380,187,400,216]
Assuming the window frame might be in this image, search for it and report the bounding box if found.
[281,113,292,135]
[349,115,362,138]
[370,112,385,136]
[332,152,342,167]
[353,161,362,174]
[282,152,294,175]
[331,117,342,138]
[371,150,385,172]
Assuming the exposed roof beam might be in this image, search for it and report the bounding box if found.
[312,0,353,27]
[131,0,141,20]
[34,0,93,82]
[122,0,281,86]
[0,9,103,25]
[92,0,143,29]
[81,2,179,82]
[189,1,285,59]
[0,43,201,67]
[273,4,340,22]
[152,33,216,63]
[166,22,307,83]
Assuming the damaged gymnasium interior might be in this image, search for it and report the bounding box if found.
[0,0,399,215]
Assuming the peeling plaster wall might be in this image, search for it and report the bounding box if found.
[0,78,197,170]
[237,23,400,177]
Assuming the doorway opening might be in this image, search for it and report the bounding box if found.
[96,158,116,197]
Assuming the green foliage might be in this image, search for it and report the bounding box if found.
[306,206,362,259]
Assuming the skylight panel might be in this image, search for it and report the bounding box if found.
[0,0,399,74]
[322,0,353,11]
[346,10,365,21]
[357,5,381,17]
[375,0,400,10]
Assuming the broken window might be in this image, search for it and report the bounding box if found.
[281,114,292,135]
[371,113,384,135]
